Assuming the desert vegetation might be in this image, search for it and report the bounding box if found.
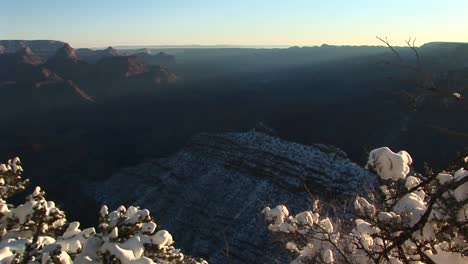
[263,147,467,263]
[0,158,206,264]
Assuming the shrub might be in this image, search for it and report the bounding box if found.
[0,158,206,264]
[263,147,467,263]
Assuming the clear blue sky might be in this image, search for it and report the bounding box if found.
[1,0,467,48]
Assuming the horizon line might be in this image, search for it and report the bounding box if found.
[2,39,468,50]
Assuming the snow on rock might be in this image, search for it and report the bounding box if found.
[367,147,412,180]
[88,131,375,263]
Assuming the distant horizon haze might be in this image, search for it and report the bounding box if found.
[2,40,468,51]
[1,0,467,48]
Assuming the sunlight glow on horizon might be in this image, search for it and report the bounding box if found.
[1,0,467,48]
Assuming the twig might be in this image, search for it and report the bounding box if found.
[377,36,403,62]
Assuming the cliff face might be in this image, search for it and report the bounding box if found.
[88,132,375,264]
[49,43,80,62]
[45,43,92,82]
[0,48,50,83]
[13,47,44,65]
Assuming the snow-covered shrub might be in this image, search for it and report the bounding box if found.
[0,158,207,264]
[263,147,467,263]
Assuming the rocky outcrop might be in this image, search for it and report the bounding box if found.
[0,48,51,83]
[32,68,64,88]
[0,47,44,66]
[45,43,90,81]
[88,132,375,264]
[14,47,44,65]
[51,43,80,62]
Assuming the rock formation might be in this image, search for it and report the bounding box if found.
[51,43,80,62]
[45,43,90,81]
[88,132,375,263]
[14,47,44,65]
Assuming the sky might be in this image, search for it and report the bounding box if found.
[1,0,467,48]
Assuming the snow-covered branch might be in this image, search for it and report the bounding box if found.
[263,147,467,264]
[0,158,207,264]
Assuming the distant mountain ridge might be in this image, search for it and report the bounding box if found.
[134,51,175,66]
[0,42,178,111]
[421,41,468,49]
[76,46,121,63]
[2,39,467,52]
[0,40,65,58]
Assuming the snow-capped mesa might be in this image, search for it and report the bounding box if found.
[88,131,375,263]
